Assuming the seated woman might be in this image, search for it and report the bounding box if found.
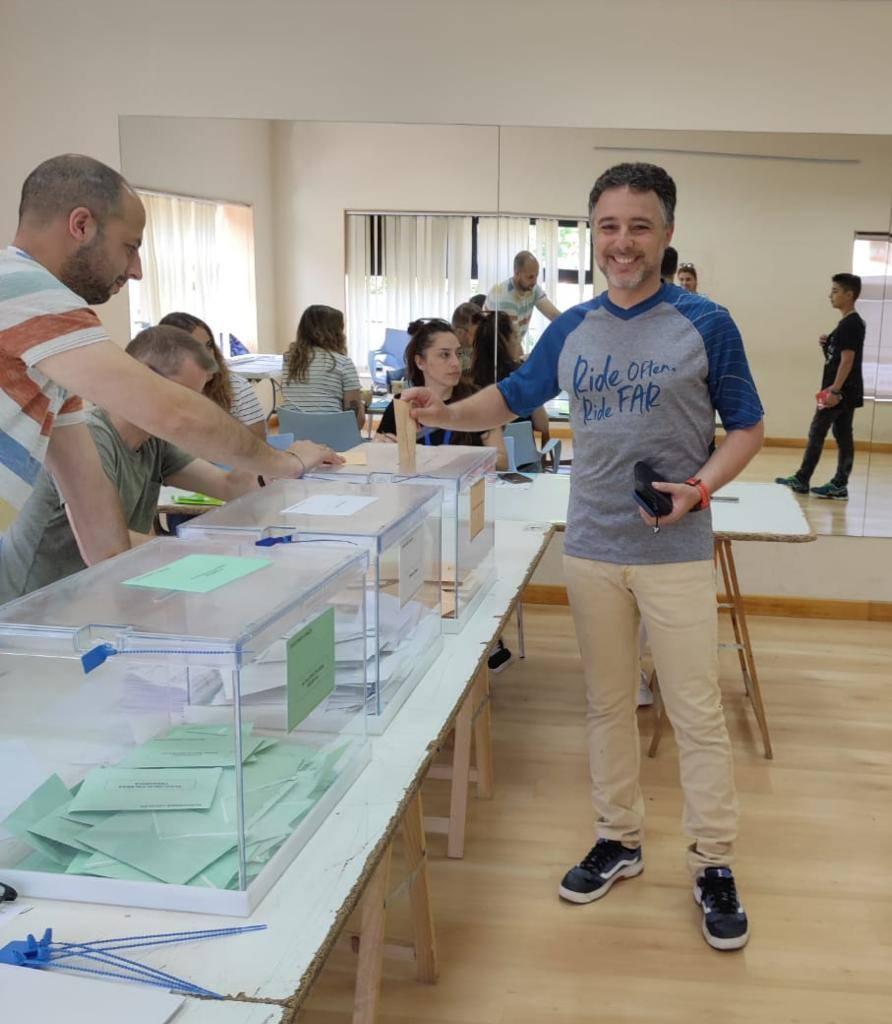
[280,305,365,428]
[159,312,267,439]
[376,318,507,469]
[471,310,550,442]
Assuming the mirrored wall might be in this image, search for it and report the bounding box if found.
[119,116,892,538]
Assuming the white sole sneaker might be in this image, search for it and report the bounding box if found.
[558,858,644,904]
[693,883,750,950]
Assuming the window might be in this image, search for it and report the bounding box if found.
[128,190,258,355]
[852,234,892,400]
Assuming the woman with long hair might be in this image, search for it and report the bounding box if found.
[375,318,507,468]
[158,312,267,439]
[280,305,364,428]
[471,311,550,441]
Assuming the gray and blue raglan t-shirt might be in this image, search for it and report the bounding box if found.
[497,284,763,565]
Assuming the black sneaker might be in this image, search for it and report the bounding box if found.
[694,867,749,950]
[558,839,643,904]
[487,641,514,673]
[774,474,809,494]
[810,481,848,500]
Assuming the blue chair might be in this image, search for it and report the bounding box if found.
[277,408,363,452]
[368,328,410,389]
[504,421,562,473]
[267,432,294,450]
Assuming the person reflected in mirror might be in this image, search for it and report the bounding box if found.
[775,273,865,500]
[280,305,365,428]
[451,301,483,372]
[484,250,561,350]
[471,310,550,443]
[661,245,679,284]
[677,262,699,292]
[375,318,508,470]
[159,312,267,439]
[0,326,268,602]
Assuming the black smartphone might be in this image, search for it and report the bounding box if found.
[499,472,532,484]
[633,461,674,518]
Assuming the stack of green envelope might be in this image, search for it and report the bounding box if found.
[2,725,352,891]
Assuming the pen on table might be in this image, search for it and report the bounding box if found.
[711,496,740,503]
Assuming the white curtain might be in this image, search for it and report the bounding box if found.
[528,218,560,345]
[345,213,474,364]
[475,217,532,300]
[130,191,258,352]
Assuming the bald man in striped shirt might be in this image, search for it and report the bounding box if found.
[1,154,339,572]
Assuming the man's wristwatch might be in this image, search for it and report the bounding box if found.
[684,477,710,511]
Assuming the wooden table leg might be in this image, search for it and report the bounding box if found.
[716,540,750,695]
[516,599,526,659]
[353,844,392,1024]
[401,792,439,984]
[647,669,666,758]
[717,538,773,759]
[472,667,494,799]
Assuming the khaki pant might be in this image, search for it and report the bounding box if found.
[563,554,738,876]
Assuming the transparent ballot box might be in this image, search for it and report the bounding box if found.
[0,537,370,916]
[179,479,443,733]
[309,445,496,632]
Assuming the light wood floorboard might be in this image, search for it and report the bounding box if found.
[298,607,892,1024]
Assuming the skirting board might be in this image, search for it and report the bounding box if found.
[522,583,892,622]
[547,423,892,453]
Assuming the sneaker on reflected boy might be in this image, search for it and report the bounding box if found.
[558,838,643,904]
[694,866,749,950]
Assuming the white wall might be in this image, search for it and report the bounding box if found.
[270,121,499,351]
[118,116,277,348]
[499,126,892,440]
[5,0,892,348]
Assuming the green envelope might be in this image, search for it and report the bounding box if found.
[122,554,272,594]
[3,774,71,838]
[118,733,265,769]
[68,767,223,813]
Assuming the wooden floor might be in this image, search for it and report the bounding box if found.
[736,446,892,539]
[299,605,892,1024]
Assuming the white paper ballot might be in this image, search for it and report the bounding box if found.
[0,964,184,1024]
[281,494,378,517]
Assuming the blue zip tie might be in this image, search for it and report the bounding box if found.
[0,925,266,998]
[255,535,294,547]
[81,643,243,674]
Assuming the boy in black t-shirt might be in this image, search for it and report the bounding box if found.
[776,273,865,499]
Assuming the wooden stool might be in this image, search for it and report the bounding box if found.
[424,663,493,858]
[647,538,773,759]
[350,791,438,1024]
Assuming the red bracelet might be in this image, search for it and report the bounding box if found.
[685,477,710,510]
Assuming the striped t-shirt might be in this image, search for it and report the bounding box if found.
[229,373,266,426]
[0,247,107,532]
[279,350,360,414]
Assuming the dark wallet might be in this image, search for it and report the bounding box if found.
[633,461,674,518]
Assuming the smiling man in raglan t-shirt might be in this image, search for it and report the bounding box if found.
[402,163,764,951]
